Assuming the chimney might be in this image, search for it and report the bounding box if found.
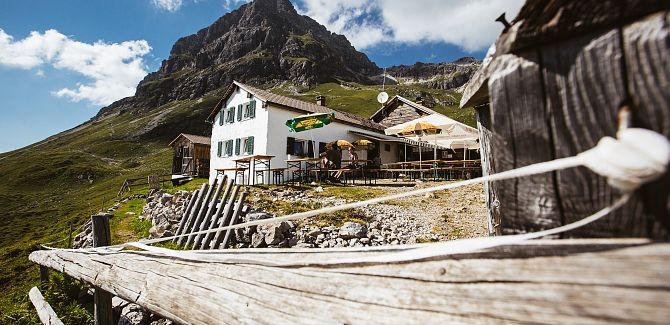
[316,95,326,106]
[415,96,423,105]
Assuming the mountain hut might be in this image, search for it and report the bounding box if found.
[169,133,211,177]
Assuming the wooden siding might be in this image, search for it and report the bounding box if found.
[374,102,431,128]
[478,11,670,237]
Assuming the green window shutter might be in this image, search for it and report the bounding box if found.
[249,101,256,118]
[227,107,234,124]
[248,136,254,154]
[235,138,241,155]
[286,137,295,155]
[237,104,243,121]
[226,140,233,156]
[217,141,222,157]
[218,110,224,126]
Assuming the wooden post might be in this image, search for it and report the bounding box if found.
[29,287,64,325]
[173,188,200,242]
[192,176,227,248]
[220,191,248,249]
[199,179,234,250]
[210,185,241,249]
[67,221,73,249]
[91,213,113,325]
[177,183,209,246]
[39,266,49,284]
[185,178,218,248]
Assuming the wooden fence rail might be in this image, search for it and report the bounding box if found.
[30,239,670,324]
[29,287,64,325]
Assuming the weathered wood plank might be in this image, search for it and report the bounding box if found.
[30,239,670,324]
[623,11,670,235]
[488,52,561,234]
[172,188,199,242]
[541,28,649,237]
[209,185,240,249]
[176,183,208,246]
[476,105,501,235]
[199,178,234,250]
[184,178,217,247]
[219,191,248,249]
[192,176,227,248]
[29,287,64,325]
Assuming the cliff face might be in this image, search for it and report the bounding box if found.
[386,57,481,90]
[97,0,380,118]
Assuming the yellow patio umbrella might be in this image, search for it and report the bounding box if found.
[326,140,353,149]
[352,139,375,150]
[397,121,442,137]
[394,121,442,179]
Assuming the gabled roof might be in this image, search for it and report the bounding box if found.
[169,133,211,147]
[208,81,385,132]
[370,95,438,121]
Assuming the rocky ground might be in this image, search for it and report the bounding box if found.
[240,181,488,249]
[73,180,487,324]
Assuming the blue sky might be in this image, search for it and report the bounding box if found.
[0,0,523,152]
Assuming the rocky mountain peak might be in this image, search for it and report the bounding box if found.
[112,0,379,114]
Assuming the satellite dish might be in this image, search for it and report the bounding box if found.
[377,91,389,104]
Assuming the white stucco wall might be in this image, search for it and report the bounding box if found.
[209,87,269,183]
[210,88,399,183]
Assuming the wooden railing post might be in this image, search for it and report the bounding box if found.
[91,213,113,325]
[39,266,49,284]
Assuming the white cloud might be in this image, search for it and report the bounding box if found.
[151,0,184,12]
[0,28,151,106]
[295,0,524,52]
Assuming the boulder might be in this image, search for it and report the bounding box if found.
[338,222,367,239]
[260,223,285,245]
[251,232,266,248]
[118,303,150,325]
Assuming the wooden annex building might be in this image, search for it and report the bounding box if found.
[460,0,670,238]
[370,95,438,127]
[169,133,211,177]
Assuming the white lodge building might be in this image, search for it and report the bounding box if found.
[207,81,400,183]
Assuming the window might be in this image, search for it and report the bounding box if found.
[384,143,391,152]
[225,107,235,124]
[224,140,234,157]
[242,136,255,155]
[286,137,312,157]
[243,100,256,119]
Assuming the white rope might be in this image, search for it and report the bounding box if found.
[46,129,669,265]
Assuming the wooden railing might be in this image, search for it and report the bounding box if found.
[30,238,670,324]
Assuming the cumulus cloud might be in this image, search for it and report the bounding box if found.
[295,0,524,52]
[0,29,151,106]
[151,0,184,12]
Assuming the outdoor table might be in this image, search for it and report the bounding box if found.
[234,155,275,185]
[216,167,247,185]
[285,157,321,183]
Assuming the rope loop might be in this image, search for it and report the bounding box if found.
[579,128,670,192]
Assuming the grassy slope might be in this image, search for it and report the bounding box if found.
[0,95,219,323]
[0,82,475,323]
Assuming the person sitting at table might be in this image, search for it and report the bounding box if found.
[325,144,342,181]
[346,148,359,168]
